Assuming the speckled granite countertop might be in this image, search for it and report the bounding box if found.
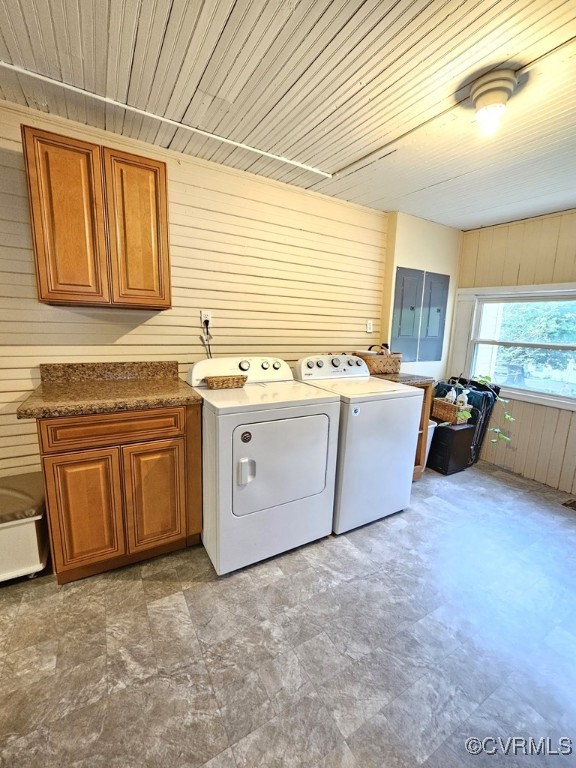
[375,372,435,387]
[39,361,182,383]
[17,361,201,419]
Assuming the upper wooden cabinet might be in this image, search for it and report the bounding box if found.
[21,128,110,305]
[21,126,171,310]
[104,148,171,308]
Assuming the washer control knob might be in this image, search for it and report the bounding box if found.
[356,359,363,366]
[306,360,315,369]
[316,360,324,368]
[239,360,250,371]
[331,357,341,367]
[347,358,355,366]
[261,361,270,370]
[272,361,281,370]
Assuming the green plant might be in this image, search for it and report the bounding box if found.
[475,375,515,443]
[497,300,575,371]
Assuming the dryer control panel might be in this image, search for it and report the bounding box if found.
[189,356,293,386]
[294,355,370,380]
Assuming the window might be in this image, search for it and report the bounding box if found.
[471,296,576,399]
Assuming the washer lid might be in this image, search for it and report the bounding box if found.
[304,377,423,403]
[196,380,340,414]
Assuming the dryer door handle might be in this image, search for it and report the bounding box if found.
[237,457,256,486]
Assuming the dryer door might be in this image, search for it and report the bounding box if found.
[232,414,329,517]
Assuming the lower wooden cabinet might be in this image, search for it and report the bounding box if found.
[123,438,186,553]
[374,376,434,480]
[412,381,434,480]
[43,447,125,569]
[38,406,200,584]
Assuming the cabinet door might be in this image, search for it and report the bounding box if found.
[104,148,171,309]
[43,448,125,571]
[122,439,185,553]
[21,126,110,305]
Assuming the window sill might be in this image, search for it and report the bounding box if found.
[498,387,576,412]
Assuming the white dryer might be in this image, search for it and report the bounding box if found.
[188,356,340,575]
[294,354,423,534]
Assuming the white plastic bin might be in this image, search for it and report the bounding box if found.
[0,472,48,582]
[424,420,437,469]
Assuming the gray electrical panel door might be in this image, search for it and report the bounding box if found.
[391,267,449,362]
[391,267,423,362]
[419,271,449,361]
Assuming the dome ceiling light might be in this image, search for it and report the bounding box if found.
[470,69,518,136]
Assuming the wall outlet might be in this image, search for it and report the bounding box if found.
[200,310,212,326]
[366,319,374,333]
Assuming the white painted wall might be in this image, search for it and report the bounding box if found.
[0,101,387,477]
[381,211,462,379]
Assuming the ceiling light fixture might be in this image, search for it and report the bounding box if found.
[470,69,518,136]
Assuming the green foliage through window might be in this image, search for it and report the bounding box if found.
[473,297,576,399]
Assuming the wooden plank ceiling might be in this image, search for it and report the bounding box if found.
[1,0,575,229]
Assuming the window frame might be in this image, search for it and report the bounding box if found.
[455,283,576,412]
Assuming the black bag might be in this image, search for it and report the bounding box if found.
[434,378,499,465]
[450,376,500,397]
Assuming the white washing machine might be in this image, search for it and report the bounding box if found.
[188,356,340,575]
[294,354,423,534]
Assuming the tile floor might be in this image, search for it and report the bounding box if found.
[1,461,575,767]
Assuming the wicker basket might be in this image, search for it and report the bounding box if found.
[205,375,247,390]
[353,351,402,375]
[432,398,472,425]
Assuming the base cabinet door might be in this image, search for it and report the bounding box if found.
[122,438,186,553]
[43,447,125,571]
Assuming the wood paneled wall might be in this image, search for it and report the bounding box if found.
[459,211,576,494]
[0,102,386,477]
[481,399,576,494]
[460,209,576,288]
